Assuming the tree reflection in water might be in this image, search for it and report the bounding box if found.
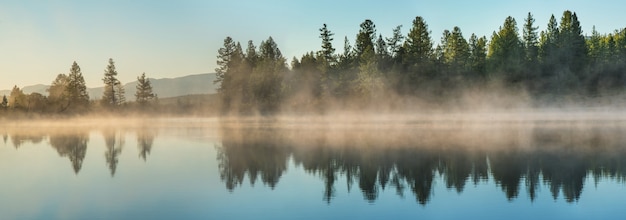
[3,126,155,176]
[4,121,626,205]
[216,122,626,205]
[137,128,156,161]
[103,129,124,177]
[10,132,45,149]
[216,127,289,191]
[49,131,89,174]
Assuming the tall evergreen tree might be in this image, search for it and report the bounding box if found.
[521,13,540,90]
[401,16,434,95]
[523,12,539,64]
[65,61,90,111]
[386,25,404,59]
[442,27,470,68]
[335,36,357,98]
[246,40,259,66]
[215,36,237,91]
[587,26,603,64]
[319,23,336,65]
[375,34,390,71]
[318,24,337,98]
[101,58,124,108]
[469,34,488,80]
[354,19,376,60]
[558,11,587,76]
[338,36,355,71]
[115,83,126,106]
[354,45,384,101]
[135,72,156,107]
[586,26,607,95]
[539,15,559,66]
[215,37,247,113]
[1,95,7,109]
[404,16,433,64]
[250,37,287,113]
[488,16,524,83]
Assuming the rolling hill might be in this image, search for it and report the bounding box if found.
[0,73,218,100]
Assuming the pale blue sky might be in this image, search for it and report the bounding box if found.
[1,0,625,90]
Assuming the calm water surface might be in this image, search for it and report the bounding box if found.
[2,118,626,219]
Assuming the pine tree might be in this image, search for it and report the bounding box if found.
[375,34,390,72]
[1,95,7,109]
[317,24,336,99]
[215,37,248,113]
[338,36,355,70]
[246,40,258,66]
[354,19,376,60]
[102,58,123,108]
[215,37,237,91]
[386,25,404,59]
[488,16,524,82]
[558,11,587,76]
[523,12,539,64]
[319,23,336,65]
[250,36,286,113]
[354,45,384,101]
[404,16,433,64]
[539,15,559,65]
[335,36,357,98]
[135,72,156,107]
[442,27,470,68]
[66,61,90,111]
[115,83,126,106]
[400,16,434,95]
[469,34,488,80]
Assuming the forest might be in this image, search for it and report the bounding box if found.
[215,10,626,114]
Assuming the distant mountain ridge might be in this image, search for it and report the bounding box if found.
[0,73,218,100]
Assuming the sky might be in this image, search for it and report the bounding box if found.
[1,0,626,91]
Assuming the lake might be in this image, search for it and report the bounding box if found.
[2,116,626,220]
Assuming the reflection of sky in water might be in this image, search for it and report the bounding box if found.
[1,125,626,220]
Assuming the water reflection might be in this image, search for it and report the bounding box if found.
[216,122,626,205]
[49,131,89,174]
[216,127,289,190]
[3,121,626,206]
[10,131,45,148]
[103,129,124,176]
[137,128,156,161]
[2,126,155,176]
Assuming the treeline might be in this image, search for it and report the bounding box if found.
[215,10,626,114]
[0,59,157,116]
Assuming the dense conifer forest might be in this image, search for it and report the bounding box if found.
[215,11,626,114]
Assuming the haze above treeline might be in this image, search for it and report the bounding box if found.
[2,10,626,117]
